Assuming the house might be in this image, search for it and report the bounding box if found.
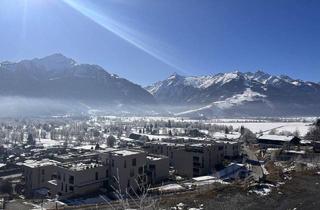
[257,135,300,148]
[215,163,249,180]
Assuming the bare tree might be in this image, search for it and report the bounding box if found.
[108,169,160,210]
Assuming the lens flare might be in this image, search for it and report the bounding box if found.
[62,0,185,73]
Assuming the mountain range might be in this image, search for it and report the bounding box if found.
[146,71,320,117]
[0,54,156,116]
[0,54,319,117]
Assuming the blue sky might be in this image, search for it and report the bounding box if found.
[0,0,319,85]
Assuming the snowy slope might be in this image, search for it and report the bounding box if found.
[147,71,320,117]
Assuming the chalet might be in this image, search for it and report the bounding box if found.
[257,134,300,148]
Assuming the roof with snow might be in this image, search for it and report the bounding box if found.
[22,159,60,168]
[257,134,297,142]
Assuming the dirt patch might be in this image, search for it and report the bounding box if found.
[159,172,320,210]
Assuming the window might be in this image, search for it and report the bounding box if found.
[138,166,143,174]
[69,175,74,184]
[112,160,114,167]
[41,169,45,175]
[106,169,109,177]
[130,168,134,177]
[124,160,127,168]
[95,172,99,180]
[132,158,136,166]
[69,186,74,192]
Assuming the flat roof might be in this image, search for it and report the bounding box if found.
[147,155,167,161]
[215,140,239,145]
[147,141,184,147]
[22,159,60,168]
[112,150,142,156]
[62,162,103,171]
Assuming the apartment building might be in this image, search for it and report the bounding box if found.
[23,148,170,199]
[101,149,147,194]
[143,141,184,165]
[146,154,169,185]
[173,143,224,178]
[22,159,60,198]
[216,141,241,158]
[52,161,108,199]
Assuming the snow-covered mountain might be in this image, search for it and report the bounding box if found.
[146,71,320,117]
[0,54,156,116]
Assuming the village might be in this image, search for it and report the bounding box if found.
[0,116,320,210]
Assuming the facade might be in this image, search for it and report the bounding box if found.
[52,162,108,199]
[146,155,169,185]
[23,148,170,199]
[22,159,60,198]
[216,141,241,158]
[102,150,147,194]
[173,143,224,178]
[143,142,184,165]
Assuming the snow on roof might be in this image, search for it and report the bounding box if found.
[192,176,216,182]
[300,140,312,144]
[112,150,141,156]
[23,159,60,168]
[147,155,166,161]
[0,163,6,168]
[212,132,241,140]
[191,179,229,186]
[64,162,103,171]
[284,150,306,155]
[147,141,184,147]
[215,140,239,145]
[257,134,296,142]
[159,184,185,192]
[74,145,96,150]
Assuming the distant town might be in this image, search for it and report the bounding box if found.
[0,116,320,209]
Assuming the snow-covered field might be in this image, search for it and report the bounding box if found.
[212,122,312,136]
